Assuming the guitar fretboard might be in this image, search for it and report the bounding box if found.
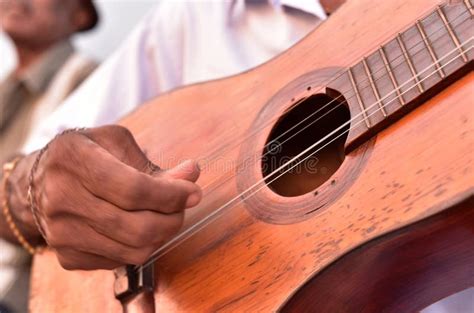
[326,0,473,150]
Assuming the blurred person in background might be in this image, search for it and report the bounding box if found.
[0,0,98,312]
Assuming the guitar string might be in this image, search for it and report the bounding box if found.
[137,38,473,270]
[200,28,472,196]
[191,4,468,176]
[195,7,471,192]
[226,8,471,165]
[248,11,471,165]
[139,41,473,269]
[192,2,449,164]
[230,44,474,209]
[198,10,471,194]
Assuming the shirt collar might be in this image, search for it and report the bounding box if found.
[236,1,327,22]
[19,40,74,94]
[273,0,327,20]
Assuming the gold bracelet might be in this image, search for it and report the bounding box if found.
[2,157,39,255]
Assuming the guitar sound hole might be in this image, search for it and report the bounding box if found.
[261,92,350,197]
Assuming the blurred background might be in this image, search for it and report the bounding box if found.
[0,0,156,80]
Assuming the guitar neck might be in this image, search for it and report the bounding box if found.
[326,1,473,151]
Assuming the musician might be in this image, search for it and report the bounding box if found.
[0,0,337,273]
[0,0,98,311]
[0,1,468,312]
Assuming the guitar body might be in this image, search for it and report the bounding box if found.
[30,0,473,312]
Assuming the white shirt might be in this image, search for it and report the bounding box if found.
[23,0,325,152]
[20,1,473,312]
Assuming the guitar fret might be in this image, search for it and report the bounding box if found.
[378,47,405,106]
[416,21,445,79]
[437,6,469,62]
[348,68,371,128]
[396,34,424,93]
[339,3,473,149]
[362,58,387,117]
[464,0,474,16]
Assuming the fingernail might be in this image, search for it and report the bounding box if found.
[186,191,202,207]
[180,159,194,167]
[176,160,194,173]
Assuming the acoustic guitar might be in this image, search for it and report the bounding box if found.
[30,0,473,312]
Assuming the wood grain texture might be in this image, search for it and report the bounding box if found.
[281,196,474,313]
[30,0,474,312]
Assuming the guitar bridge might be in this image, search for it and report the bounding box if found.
[114,264,155,302]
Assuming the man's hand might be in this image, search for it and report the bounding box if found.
[26,125,201,270]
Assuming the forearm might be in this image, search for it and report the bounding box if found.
[1,152,44,246]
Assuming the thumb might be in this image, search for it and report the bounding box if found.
[162,160,201,182]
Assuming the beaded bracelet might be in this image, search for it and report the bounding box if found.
[2,157,38,255]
